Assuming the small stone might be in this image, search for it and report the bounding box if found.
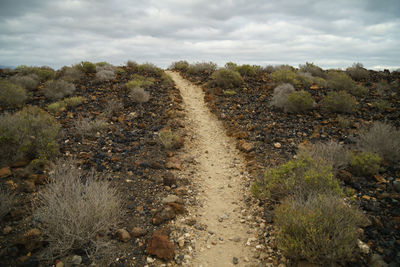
[146,231,175,260]
[56,261,64,267]
[131,227,147,237]
[238,140,254,152]
[71,255,82,265]
[147,257,155,263]
[165,157,182,170]
[0,167,12,178]
[3,226,12,235]
[232,237,241,242]
[185,217,197,226]
[116,229,131,242]
[178,238,185,248]
[161,194,182,204]
[233,257,239,265]
[274,142,281,148]
[358,239,370,254]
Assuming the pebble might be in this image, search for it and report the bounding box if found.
[3,226,12,235]
[274,142,281,148]
[147,257,155,263]
[71,255,82,265]
[233,257,239,265]
[56,261,64,267]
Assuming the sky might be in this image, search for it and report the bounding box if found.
[0,0,399,70]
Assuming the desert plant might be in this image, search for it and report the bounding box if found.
[224,62,237,70]
[9,74,40,90]
[75,117,108,137]
[0,106,60,165]
[102,99,123,118]
[375,81,391,96]
[350,151,381,177]
[59,66,83,82]
[161,72,174,86]
[63,96,84,107]
[270,83,295,111]
[115,68,125,75]
[270,68,301,87]
[298,141,350,172]
[159,129,183,150]
[235,64,257,77]
[78,61,97,74]
[0,188,16,220]
[170,61,189,72]
[47,101,66,114]
[16,66,56,82]
[321,91,357,113]
[129,87,150,104]
[0,80,27,108]
[326,71,356,92]
[351,85,369,97]
[187,62,217,75]
[34,159,121,258]
[356,121,400,163]
[137,63,163,77]
[346,63,369,81]
[337,115,351,128]
[285,90,314,113]
[126,74,155,88]
[43,80,75,100]
[275,193,368,265]
[251,156,342,201]
[126,60,138,69]
[312,76,328,87]
[223,90,237,96]
[299,62,326,78]
[47,96,84,114]
[371,100,391,112]
[95,70,115,82]
[210,68,243,89]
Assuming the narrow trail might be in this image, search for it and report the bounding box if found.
[166,71,258,267]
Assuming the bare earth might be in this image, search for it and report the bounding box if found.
[166,71,258,267]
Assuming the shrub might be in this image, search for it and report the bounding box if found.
[129,87,150,104]
[103,99,123,118]
[9,74,40,90]
[78,61,97,74]
[115,68,125,75]
[15,66,56,82]
[371,99,391,112]
[63,96,84,107]
[270,83,295,111]
[235,64,257,77]
[47,96,84,114]
[286,90,314,113]
[59,66,83,82]
[326,71,356,92]
[224,62,237,70]
[270,68,301,87]
[346,63,369,81]
[137,63,163,77]
[210,68,243,89]
[159,129,183,150]
[126,60,138,69]
[0,106,60,165]
[375,81,391,96]
[75,117,107,137]
[321,91,357,113]
[312,76,328,87]
[43,80,75,100]
[95,70,115,82]
[161,72,174,86]
[275,193,368,265]
[350,152,381,177]
[299,62,326,78]
[187,62,217,75]
[47,102,66,114]
[251,156,342,201]
[126,74,155,88]
[223,90,237,96]
[170,61,189,72]
[337,115,351,128]
[356,121,400,163]
[95,63,116,73]
[34,159,121,258]
[0,80,27,108]
[298,141,350,172]
[0,188,16,220]
[351,85,369,97]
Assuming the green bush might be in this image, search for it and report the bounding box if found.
[210,68,243,89]
[286,90,314,113]
[251,156,342,201]
[371,100,391,112]
[15,65,56,82]
[356,121,400,163]
[321,91,357,113]
[270,68,301,87]
[58,66,83,82]
[275,193,368,265]
[187,62,217,75]
[224,62,237,70]
[43,80,76,100]
[351,85,369,97]
[350,151,381,177]
[299,62,326,78]
[159,129,183,150]
[326,71,356,92]
[161,72,174,86]
[9,74,40,90]
[115,68,125,75]
[126,74,155,88]
[126,60,138,69]
[235,64,257,77]
[0,80,27,108]
[47,96,84,114]
[170,61,189,72]
[0,106,60,166]
[75,117,107,137]
[137,63,163,77]
[346,63,369,81]
[78,61,96,74]
[312,76,328,87]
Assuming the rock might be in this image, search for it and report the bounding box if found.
[161,194,182,204]
[0,167,11,178]
[174,187,188,196]
[3,226,12,235]
[238,140,254,152]
[56,261,64,267]
[131,227,147,237]
[358,239,370,254]
[274,142,281,148]
[28,174,47,185]
[153,206,176,225]
[19,228,42,251]
[22,180,36,193]
[163,173,176,186]
[165,157,182,170]
[393,180,400,193]
[233,257,239,265]
[337,170,354,183]
[116,229,131,242]
[369,254,388,267]
[71,255,82,265]
[146,232,175,260]
[167,202,185,214]
[185,217,197,226]
[146,257,155,263]
[178,237,185,248]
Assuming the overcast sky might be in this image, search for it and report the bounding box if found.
[0,0,399,70]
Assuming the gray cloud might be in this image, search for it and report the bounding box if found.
[0,0,399,70]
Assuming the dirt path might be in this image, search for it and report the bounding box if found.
[166,71,259,267]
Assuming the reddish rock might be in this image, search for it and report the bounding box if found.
[131,227,147,237]
[165,157,182,170]
[167,202,185,214]
[237,140,254,153]
[0,167,12,179]
[116,229,131,242]
[152,206,176,225]
[146,232,175,260]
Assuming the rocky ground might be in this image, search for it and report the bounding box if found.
[178,68,400,267]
